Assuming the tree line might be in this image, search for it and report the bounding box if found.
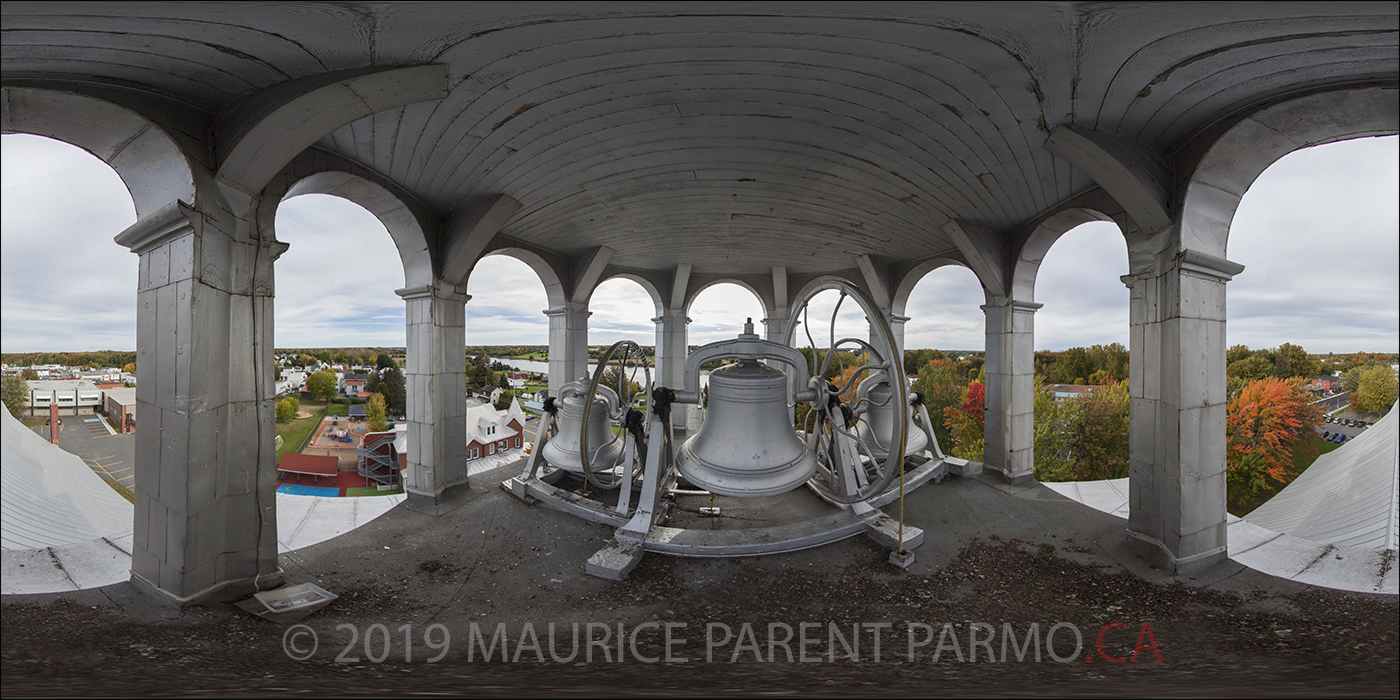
[277,347,403,367]
[1,350,136,369]
[904,341,1395,513]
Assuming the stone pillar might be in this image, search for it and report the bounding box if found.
[116,201,284,603]
[762,311,791,345]
[398,282,469,499]
[1126,249,1242,571]
[545,301,590,394]
[654,309,690,427]
[868,313,909,367]
[982,299,1040,484]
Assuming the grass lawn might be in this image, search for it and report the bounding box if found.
[499,352,548,361]
[276,404,327,461]
[325,402,350,417]
[103,478,136,504]
[345,486,403,497]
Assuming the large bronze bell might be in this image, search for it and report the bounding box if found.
[540,375,625,473]
[853,374,928,460]
[676,359,817,497]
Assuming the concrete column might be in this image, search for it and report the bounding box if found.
[654,309,690,427]
[982,299,1040,484]
[397,282,469,499]
[545,301,590,394]
[762,311,791,345]
[116,201,284,603]
[1126,249,1242,571]
[867,313,910,367]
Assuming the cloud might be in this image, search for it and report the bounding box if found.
[2,134,137,353]
[3,134,1395,357]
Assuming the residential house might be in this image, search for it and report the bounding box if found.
[466,398,527,460]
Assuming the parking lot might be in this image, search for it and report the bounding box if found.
[1316,409,1376,443]
[33,412,136,493]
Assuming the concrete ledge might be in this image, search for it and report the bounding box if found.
[1125,530,1229,574]
[1046,476,1398,594]
[130,568,284,608]
[403,481,478,517]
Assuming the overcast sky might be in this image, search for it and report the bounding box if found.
[2,134,1396,356]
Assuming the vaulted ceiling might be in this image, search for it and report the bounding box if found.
[4,2,1396,277]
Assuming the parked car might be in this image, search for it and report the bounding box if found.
[1333,434,1345,443]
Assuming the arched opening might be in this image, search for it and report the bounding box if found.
[267,192,408,495]
[1032,221,1129,353]
[1,133,138,352]
[273,194,407,348]
[899,264,987,461]
[1,132,139,493]
[1026,220,1131,483]
[1222,136,1398,517]
[464,252,553,407]
[685,282,765,346]
[465,253,552,346]
[589,277,663,347]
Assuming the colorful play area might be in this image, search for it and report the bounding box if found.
[275,415,401,497]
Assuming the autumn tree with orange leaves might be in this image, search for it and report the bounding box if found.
[1226,377,1324,507]
[943,380,986,461]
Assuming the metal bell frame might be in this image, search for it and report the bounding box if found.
[502,280,964,580]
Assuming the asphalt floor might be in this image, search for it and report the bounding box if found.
[4,455,1395,696]
[30,411,136,493]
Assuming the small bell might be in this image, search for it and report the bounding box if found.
[852,374,928,460]
[540,375,625,473]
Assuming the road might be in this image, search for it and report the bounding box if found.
[1312,391,1348,413]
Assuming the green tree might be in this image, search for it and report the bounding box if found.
[1065,380,1130,480]
[379,367,406,414]
[494,390,515,411]
[1272,343,1318,380]
[1354,365,1398,415]
[910,359,962,453]
[121,363,135,375]
[598,366,643,402]
[275,396,300,423]
[306,370,337,402]
[376,353,397,370]
[1031,377,1078,481]
[366,393,388,432]
[1227,353,1274,381]
[1,374,30,418]
[1226,344,1253,366]
[20,368,39,380]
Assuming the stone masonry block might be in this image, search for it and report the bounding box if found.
[133,491,151,551]
[132,543,160,584]
[146,500,168,568]
[155,284,178,409]
[1178,273,1228,322]
[164,506,187,571]
[1179,468,1226,537]
[134,403,160,494]
[149,243,171,289]
[159,409,191,516]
